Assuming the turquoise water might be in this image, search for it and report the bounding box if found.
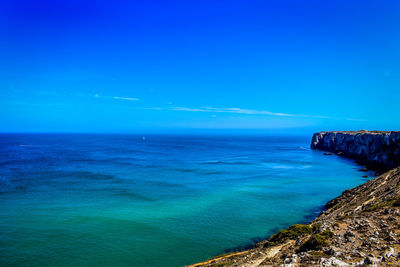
[0,134,371,266]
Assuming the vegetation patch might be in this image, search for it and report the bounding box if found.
[326,201,344,211]
[338,214,350,221]
[311,223,321,232]
[298,229,333,252]
[363,197,400,212]
[308,251,329,258]
[264,224,312,247]
[392,198,400,206]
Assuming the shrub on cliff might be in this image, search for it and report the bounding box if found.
[264,224,312,247]
[299,230,333,252]
[364,197,400,212]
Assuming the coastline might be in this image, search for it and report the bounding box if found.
[189,131,400,266]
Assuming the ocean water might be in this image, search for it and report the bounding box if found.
[0,134,371,266]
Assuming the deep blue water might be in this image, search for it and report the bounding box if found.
[0,134,371,266]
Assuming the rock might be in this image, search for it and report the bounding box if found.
[384,247,395,259]
[344,231,355,242]
[325,247,337,256]
[363,255,380,265]
[311,131,400,173]
[319,257,349,266]
[284,254,298,266]
[344,231,355,238]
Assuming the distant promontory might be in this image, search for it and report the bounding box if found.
[311,130,400,173]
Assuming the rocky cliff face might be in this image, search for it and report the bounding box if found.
[311,131,400,172]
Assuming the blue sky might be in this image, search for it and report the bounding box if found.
[1,0,399,133]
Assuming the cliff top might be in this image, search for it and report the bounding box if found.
[316,130,399,135]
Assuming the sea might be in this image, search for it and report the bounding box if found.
[0,134,372,266]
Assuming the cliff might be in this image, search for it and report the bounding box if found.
[190,131,400,267]
[311,131,400,172]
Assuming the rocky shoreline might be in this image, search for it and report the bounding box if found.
[189,131,400,267]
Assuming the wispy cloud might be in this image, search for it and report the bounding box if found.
[113,96,140,101]
[168,106,327,119]
[142,107,164,110]
[346,118,367,122]
[200,107,294,117]
[164,106,364,121]
[92,94,140,102]
[89,94,365,122]
[170,107,211,112]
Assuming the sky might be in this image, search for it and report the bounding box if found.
[1,0,399,134]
